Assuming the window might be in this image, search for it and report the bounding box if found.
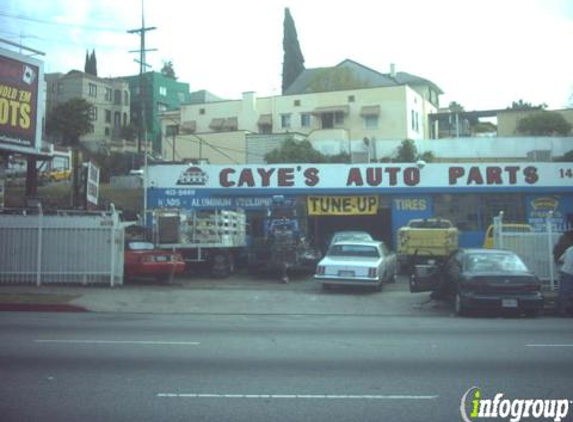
[300,113,311,128]
[89,106,97,121]
[105,110,111,123]
[88,83,97,97]
[259,124,272,134]
[124,91,129,105]
[105,88,112,101]
[57,82,63,94]
[294,99,301,107]
[433,193,526,231]
[334,111,344,125]
[364,115,379,129]
[348,95,355,102]
[158,103,167,113]
[200,108,206,115]
[105,127,110,136]
[281,113,291,129]
[114,90,121,105]
[411,110,419,132]
[178,92,186,102]
[114,112,121,128]
[159,86,167,96]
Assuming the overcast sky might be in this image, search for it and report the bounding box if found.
[2,0,572,111]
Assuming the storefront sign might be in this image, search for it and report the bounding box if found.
[149,163,573,192]
[307,196,378,216]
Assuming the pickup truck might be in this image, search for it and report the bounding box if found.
[397,218,459,273]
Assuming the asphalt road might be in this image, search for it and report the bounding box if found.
[1,312,572,422]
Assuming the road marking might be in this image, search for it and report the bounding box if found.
[526,344,573,347]
[34,340,200,346]
[157,393,438,400]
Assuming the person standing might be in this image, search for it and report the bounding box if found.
[557,245,573,316]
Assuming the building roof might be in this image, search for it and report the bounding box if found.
[284,59,443,95]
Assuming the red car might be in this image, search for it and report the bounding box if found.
[124,241,185,281]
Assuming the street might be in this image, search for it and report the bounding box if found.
[1,309,572,422]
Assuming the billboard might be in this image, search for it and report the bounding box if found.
[0,48,44,154]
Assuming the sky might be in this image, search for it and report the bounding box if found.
[2,0,573,111]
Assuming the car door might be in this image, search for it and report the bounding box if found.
[408,253,446,293]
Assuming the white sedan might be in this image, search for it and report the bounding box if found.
[314,240,396,291]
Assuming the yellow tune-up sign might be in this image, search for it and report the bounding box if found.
[307,196,378,216]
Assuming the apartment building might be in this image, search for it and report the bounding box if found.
[160,60,442,164]
[122,71,192,155]
[45,71,132,153]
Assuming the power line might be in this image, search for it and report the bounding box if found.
[0,11,127,33]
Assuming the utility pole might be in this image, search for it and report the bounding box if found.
[128,0,157,156]
[127,0,157,226]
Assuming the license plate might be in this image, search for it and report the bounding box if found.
[502,298,518,308]
[338,270,355,277]
[155,256,168,262]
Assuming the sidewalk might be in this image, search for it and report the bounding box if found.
[0,274,560,315]
[0,274,434,315]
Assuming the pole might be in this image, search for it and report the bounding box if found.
[547,211,555,291]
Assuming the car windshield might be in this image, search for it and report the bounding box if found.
[127,241,155,251]
[328,244,379,258]
[332,233,372,243]
[409,220,451,229]
[465,253,529,272]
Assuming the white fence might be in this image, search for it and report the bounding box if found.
[493,212,569,290]
[0,205,124,286]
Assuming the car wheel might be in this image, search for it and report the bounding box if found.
[375,281,383,292]
[455,293,467,316]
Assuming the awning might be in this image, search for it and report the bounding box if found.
[222,117,238,130]
[360,105,381,116]
[180,120,196,133]
[257,114,272,125]
[311,105,350,116]
[209,118,226,130]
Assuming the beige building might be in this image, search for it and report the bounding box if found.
[161,60,442,164]
[45,71,134,153]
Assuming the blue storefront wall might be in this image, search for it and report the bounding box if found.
[526,194,573,231]
[390,196,433,246]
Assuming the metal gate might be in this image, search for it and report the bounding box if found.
[493,212,570,290]
[0,205,124,286]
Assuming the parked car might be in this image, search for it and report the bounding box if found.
[315,240,395,291]
[124,241,185,281]
[419,248,544,316]
[482,223,533,249]
[326,230,373,250]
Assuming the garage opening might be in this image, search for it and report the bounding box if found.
[309,207,392,254]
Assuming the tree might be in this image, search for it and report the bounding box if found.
[264,138,349,164]
[517,111,572,136]
[161,60,177,80]
[448,101,464,112]
[90,49,97,77]
[281,7,305,94]
[46,98,93,145]
[394,139,418,162]
[84,50,90,74]
[84,49,97,76]
[508,99,546,110]
[392,139,435,163]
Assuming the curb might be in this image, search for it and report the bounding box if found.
[0,303,89,312]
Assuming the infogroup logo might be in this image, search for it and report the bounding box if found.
[460,386,571,422]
